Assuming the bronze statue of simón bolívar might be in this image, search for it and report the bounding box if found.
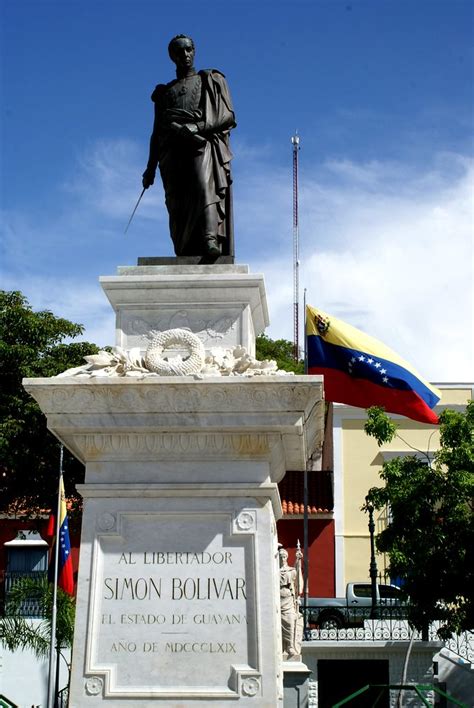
[142,35,236,258]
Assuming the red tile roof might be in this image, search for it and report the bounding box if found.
[279,470,333,515]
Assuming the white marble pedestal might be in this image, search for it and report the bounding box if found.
[100,264,269,356]
[24,264,324,707]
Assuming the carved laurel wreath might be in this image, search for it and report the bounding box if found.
[144,328,205,376]
[56,329,292,379]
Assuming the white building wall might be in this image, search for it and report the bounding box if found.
[0,624,70,708]
[0,646,48,707]
[332,408,345,598]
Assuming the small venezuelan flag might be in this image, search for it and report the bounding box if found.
[306,305,440,425]
[56,477,74,595]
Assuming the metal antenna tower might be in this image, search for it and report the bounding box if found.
[291,132,300,361]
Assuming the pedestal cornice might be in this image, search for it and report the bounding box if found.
[23,376,324,476]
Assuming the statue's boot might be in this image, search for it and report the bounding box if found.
[202,204,221,255]
[203,234,221,256]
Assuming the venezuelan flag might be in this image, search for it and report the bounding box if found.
[57,477,74,594]
[306,305,440,424]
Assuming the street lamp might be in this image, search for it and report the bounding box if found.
[365,496,378,620]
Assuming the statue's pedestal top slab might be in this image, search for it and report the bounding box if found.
[100,263,268,357]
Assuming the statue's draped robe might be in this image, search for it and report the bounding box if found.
[145,69,236,256]
[280,565,303,657]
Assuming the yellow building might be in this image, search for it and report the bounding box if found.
[332,384,473,595]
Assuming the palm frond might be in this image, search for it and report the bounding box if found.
[0,616,50,658]
[5,576,75,648]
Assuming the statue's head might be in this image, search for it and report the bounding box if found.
[168,34,195,69]
[278,548,288,567]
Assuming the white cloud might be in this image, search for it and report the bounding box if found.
[65,138,167,224]
[252,155,474,381]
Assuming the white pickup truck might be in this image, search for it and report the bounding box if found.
[302,582,407,629]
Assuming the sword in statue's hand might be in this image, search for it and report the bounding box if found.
[124,187,146,234]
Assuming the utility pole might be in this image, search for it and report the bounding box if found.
[291,132,300,362]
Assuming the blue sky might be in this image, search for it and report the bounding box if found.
[1,0,473,381]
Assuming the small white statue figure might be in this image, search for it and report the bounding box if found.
[279,542,304,660]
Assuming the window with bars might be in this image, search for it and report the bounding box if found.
[3,530,48,617]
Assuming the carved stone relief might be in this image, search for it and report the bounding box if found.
[121,308,240,350]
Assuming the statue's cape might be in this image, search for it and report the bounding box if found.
[199,70,236,133]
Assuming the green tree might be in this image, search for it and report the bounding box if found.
[0,290,100,514]
[256,333,304,373]
[364,404,474,637]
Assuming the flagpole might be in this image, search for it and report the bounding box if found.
[47,444,63,708]
[303,289,308,375]
[303,290,309,636]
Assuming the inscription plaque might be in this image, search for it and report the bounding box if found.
[86,511,258,697]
